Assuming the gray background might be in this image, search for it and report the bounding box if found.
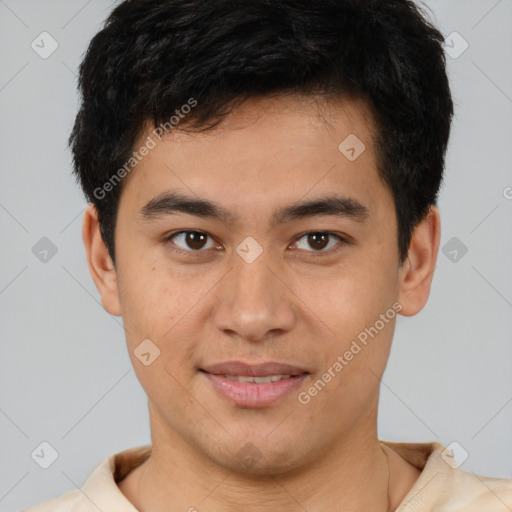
[1,1,511,510]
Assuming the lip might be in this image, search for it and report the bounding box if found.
[202,361,308,377]
[200,361,309,408]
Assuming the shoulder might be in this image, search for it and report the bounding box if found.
[443,466,512,511]
[383,440,512,511]
[22,445,150,512]
[22,489,89,511]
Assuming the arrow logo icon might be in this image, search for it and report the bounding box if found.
[134,339,161,366]
[441,441,469,469]
[32,237,58,263]
[236,236,263,263]
[31,441,59,469]
[338,134,365,161]
[31,31,59,59]
[443,31,468,59]
[442,236,468,263]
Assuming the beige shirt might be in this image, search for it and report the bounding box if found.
[23,440,512,511]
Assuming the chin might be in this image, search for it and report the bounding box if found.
[206,436,309,476]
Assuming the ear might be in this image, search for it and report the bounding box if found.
[82,203,122,316]
[397,205,441,316]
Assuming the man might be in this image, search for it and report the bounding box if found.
[25,0,512,510]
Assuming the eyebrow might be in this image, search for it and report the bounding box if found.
[139,191,369,227]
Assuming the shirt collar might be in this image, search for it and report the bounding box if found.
[81,440,445,510]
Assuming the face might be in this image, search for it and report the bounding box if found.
[85,94,438,474]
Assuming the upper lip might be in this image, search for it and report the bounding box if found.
[201,361,309,377]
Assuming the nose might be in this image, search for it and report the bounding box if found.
[213,248,297,343]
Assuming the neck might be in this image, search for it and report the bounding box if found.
[121,419,393,512]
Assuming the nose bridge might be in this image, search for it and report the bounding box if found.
[213,245,296,341]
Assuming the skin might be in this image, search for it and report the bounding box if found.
[83,93,440,511]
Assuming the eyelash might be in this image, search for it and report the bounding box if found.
[162,230,349,258]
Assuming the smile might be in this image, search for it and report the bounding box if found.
[200,361,309,407]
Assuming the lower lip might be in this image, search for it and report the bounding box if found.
[202,372,308,408]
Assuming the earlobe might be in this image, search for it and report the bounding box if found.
[82,203,122,316]
[398,205,441,317]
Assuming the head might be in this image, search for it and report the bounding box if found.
[75,0,452,474]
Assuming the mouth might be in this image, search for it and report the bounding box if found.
[200,361,309,408]
[221,374,294,383]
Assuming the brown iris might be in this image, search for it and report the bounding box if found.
[306,233,329,251]
[185,231,208,250]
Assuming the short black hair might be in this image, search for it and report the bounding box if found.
[69,0,453,265]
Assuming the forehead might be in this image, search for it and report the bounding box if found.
[148,93,376,151]
[118,93,388,222]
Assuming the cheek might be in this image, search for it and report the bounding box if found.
[295,257,399,396]
[119,269,200,407]
[297,255,398,334]
[117,248,192,327]
[117,260,211,373]
[117,270,172,338]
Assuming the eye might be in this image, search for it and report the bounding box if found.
[163,230,348,256]
[164,230,218,253]
[292,232,346,255]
